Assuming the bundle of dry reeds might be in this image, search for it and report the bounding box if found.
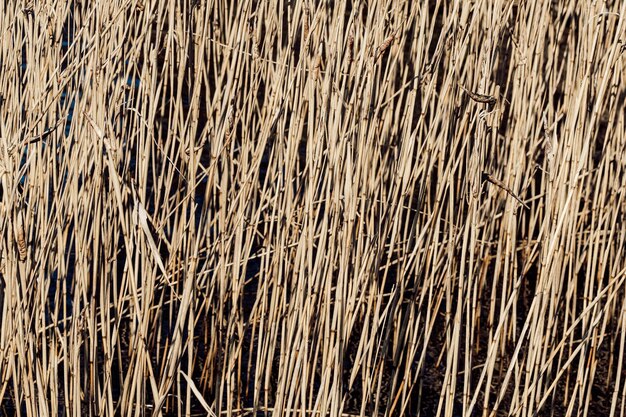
[1,0,625,416]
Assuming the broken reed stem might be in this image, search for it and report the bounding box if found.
[482,172,530,210]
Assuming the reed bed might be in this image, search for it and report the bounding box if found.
[0,0,625,416]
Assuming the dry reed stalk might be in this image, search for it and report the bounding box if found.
[347,24,355,64]
[457,82,497,106]
[482,172,529,210]
[302,3,310,52]
[374,33,395,62]
[13,209,27,262]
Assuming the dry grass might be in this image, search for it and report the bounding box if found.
[1,0,625,416]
